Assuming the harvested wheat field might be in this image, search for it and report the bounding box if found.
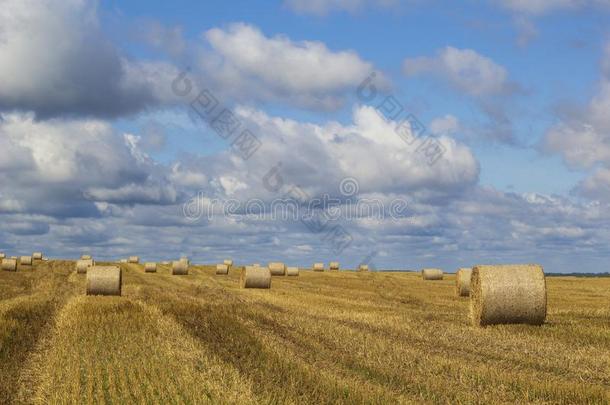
[1,260,609,404]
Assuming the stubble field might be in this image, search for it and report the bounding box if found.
[1,260,609,404]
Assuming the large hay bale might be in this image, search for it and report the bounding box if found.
[172,260,188,275]
[329,261,340,271]
[470,264,546,326]
[286,266,299,276]
[32,252,43,260]
[240,266,271,289]
[81,254,92,260]
[2,259,17,272]
[128,256,140,264]
[76,259,94,274]
[313,263,324,272]
[86,266,122,296]
[0,253,5,260]
[144,262,157,273]
[268,262,286,276]
[422,268,443,280]
[456,267,472,297]
[216,263,229,275]
[358,264,369,272]
[20,256,33,266]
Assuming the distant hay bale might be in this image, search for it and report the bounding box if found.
[313,263,324,272]
[2,259,17,272]
[358,264,369,272]
[128,256,140,264]
[20,256,33,266]
[81,254,92,260]
[10,256,17,260]
[286,266,299,276]
[144,262,157,273]
[240,266,271,289]
[76,259,94,274]
[253,263,261,267]
[172,260,188,275]
[268,262,286,276]
[0,253,5,259]
[119,259,128,264]
[180,256,190,265]
[223,259,233,268]
[329,261,340,271]
[456,268,473,297]
[161,261,170,265]
[86,266,122,296]
[470,264,547,327]
[216,263,229,275]
[422,268,443,280]
[32,252,43,260]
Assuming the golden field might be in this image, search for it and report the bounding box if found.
[1,260,609,404]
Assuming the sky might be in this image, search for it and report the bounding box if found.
[1,0,610,272]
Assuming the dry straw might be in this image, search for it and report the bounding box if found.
[470,264,547,326]
[76,259,94,274]
[2,259,17,272]
[358,264,369,272]
[172,260,189,275]
[240,266,271,289]
[216,263,229,275]
[20,256,33,266]
[456,268,472,297]
[32,252,43,260]
[81,254,92,260]
[313,263,324,272]
[128,256,140,264]
[86,266,122,296]
[269,262,286,276]
[145,262,157,273]
[329,261,340,271]
[286,266,299,276]
[422,268,443,280]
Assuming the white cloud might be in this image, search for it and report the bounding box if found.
[497,0,583,15]
[196,23,386,110]
[0,0,180,118]
[284,0,399,15]
[403,47,511,97]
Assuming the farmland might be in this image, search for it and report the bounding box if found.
[1,260,609,404]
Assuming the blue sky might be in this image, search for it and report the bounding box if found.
[1,0,610,272]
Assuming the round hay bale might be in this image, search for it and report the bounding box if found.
[172,260,188,275]
[240,266,271,289]
[253,263,261,267]
[358,264,369,272]
[313,263,324,272]
[20,256,33,266]
[470,264,546,326]
[119,259,128,264]
[32,252,43,260]
[0,253,5,260]
[268,262,286,276]
[216,263,229,275]
[81,254,92,260]
[2,259,17,272]
[180,256,190,265]
[161,261,170,265]
[10,256,17,260]
[128,256,140,264]
[144,262,157,273]
[223,259,233,268]
[286,266,299,276]
[76,259,94,274]
[329,261,340,271]
[422,268,443,280]
[456,267,472,297]
[86,266,122,296]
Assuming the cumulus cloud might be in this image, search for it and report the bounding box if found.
[195,23,386,110]
[284,0,399,15]
[0,0,180,119]
[403,47,511,97]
